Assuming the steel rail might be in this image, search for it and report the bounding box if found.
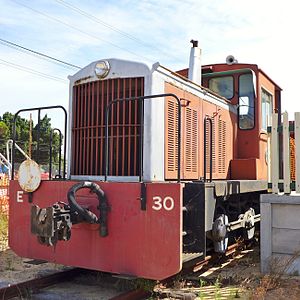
[112,241,252,300]
[110,289,151,300]
[0,268,84,299]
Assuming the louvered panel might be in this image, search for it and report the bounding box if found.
[218,119,226,173]
[71,77,144,176]
[185,108,192,172]
[192,110,198,172]
[185,108,198,174]
[211,119,216,173]
[167,99,179,172]
[205,118,216,174]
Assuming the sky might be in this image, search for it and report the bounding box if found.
[0,0,299,130]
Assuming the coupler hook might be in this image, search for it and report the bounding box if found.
[31,181,109,246]
[67,181,109,237]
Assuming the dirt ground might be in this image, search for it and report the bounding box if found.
[1,239,300,299]
[0,248,66,285]
[155,244,300,299]
[204,247,300,299]
[0,248,130,299]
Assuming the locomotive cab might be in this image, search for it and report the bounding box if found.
[201,61,282,180]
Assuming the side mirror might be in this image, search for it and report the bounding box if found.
[239,96,250,115]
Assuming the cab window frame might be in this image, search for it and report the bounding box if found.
[261,87,273,132]
[208,75,234,101]
[238,73,256,130]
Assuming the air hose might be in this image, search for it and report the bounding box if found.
[67,181,109,237]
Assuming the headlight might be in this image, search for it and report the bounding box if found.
[18,159,41,192]
[95,61,110,79]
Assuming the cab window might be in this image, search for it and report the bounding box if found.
[239,73,255,130]
[261,88,273,131]
[208,76,234,100]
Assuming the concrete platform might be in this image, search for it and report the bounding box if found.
[261,194,300,275]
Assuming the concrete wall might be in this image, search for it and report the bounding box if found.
[261,194,300,275]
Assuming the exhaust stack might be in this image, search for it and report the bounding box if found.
[188,40,202,85]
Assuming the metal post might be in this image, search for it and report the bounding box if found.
[36,109,41,164]
[139,99,144,182]
[49,128,63,180]
[271,113,279,193]
[282,112,290,194]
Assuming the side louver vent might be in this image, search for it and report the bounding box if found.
[167,100,179,172]
[205,118,216,174]
[185,108,198,173]
[218,119,226,174]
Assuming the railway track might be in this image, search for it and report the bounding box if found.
[0,240,253,299]
[115,240,254,300]
[0,268,86,299]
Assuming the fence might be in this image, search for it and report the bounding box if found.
[269,111,299,194]
[261,112,300,275]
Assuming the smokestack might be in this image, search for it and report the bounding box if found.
[188,40,202,85]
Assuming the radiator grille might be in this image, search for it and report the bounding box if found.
[71,77,144,176]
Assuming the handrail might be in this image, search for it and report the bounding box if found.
[104,93,182,182]
[11,105,67,180]
[204,116,213,182]
[49,128,63,179]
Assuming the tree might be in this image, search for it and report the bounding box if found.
[32,115,61,165]
[0,121,9,141]
[0,112,62,167]
[0,112,30,162]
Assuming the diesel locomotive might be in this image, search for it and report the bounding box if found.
[8,41,280,280]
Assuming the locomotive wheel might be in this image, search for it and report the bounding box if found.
[212,214,228,253]
[241,208,255,240]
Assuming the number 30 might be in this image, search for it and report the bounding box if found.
[152,196,174,211]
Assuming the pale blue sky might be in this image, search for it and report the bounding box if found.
[0,0,298,128]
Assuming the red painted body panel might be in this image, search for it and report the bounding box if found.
[164,82,235,180]
[231,158,261,180]
[9,180,183,280]
[178,63,282,181]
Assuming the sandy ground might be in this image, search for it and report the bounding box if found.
[0,248,66,286]
[155,244,300,299]
[0,249,130,299]
[1,241,300,299]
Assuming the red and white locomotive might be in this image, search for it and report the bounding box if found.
[9,41,281,279]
